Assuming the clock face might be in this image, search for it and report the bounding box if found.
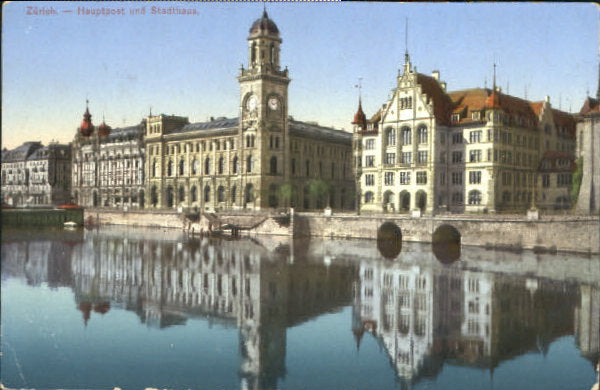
[268,97,279,110]
[246,95,257,111]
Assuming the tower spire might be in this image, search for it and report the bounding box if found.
[404,17,410,64]
[596,59,600,100]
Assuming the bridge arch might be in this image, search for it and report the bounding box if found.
[376,222,402,259]
[432,224,461,264]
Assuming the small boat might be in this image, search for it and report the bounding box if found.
[64,221,79,229]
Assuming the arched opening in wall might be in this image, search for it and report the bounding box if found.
[432,224,461,264]
[217,186,225,203]
[340,188,346,210]
[218,157,224,175]
[245,183,254,205]
[251,42,257,64]
[231,185,237,204]
[416,190,427,212]
[151,186,158,207]
[190,186,197,202]
[179,159,185,175]
[166,186,174,208]
[268,184,278,208]
[377,222,402,259]
[204,157,210,175]
[92,191,99,207]
[139,190,145,208]
[383,190,395,212]
[400,191,410,212]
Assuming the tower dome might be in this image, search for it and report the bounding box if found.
[352,99,367,129]
[249,9,279,37]
[98,118,111,137]
[79,103,94,137]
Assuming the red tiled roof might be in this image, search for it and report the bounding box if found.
[551,109,576,138]
[579,97,600,116]
[447,88,489,124]
[529,101,544,116]
[416,73,453,126]
[448,88,539,128]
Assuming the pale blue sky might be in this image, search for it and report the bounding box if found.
[2,2,598,149]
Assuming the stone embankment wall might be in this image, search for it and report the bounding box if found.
[84,209,599,254]
[85,209,183,229]
[294,213,600,254]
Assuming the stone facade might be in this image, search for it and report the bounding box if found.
[2,141,71,206]
[71,105,145,209]
[575,94,600,215]
[353,56,576,215]
[144,11,354,212]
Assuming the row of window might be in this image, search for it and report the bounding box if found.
[365,171,428,186]
[363,190,484,205]
[150,138,237,156]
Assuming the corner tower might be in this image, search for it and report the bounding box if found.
[238,9,291,209]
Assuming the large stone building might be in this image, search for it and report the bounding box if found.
[71,103,146,208]
[575,75,600,215]
[145,11,354,212]
[1,141,71,207]
[353,54,576,214]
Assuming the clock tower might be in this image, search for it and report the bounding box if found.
[238,9,290,208]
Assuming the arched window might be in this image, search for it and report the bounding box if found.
[191,159,199,175]
[365,191,374,204]
[270,156,277,175]
[152,159,157,177]
[232,156,238,174]
[305,160,310,177]
[179,159,185,175]
[231,185,237,203]
[204,185,211,202]
[401,126,412,144]
[386,128,396,146]
[217,186,225,202]
[246,156,253,173]
[178,186,185,202]
[218,157,224,174]
[167,160,173,176]
[245,183,254,203]
[468,190,482,205]
[251,42,257,64]
[204,157,210,175]
[270,43,275,64]
[418,125,428,144]
[191,186,197,202]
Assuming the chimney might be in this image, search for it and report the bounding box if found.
[440,82,447,92]
[545,95,550,103]
[431,70,440,81]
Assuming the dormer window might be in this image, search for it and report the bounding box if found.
[471,111,481,120]
[452,113,461,122]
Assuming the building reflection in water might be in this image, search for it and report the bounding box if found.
[1,226,598,389]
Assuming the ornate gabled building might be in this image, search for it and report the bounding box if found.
[144,10,355,212]
[353,54,576,214]
[71,102,146,208]
[1,141,71,206]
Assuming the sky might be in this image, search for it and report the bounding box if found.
[2,2,598,150]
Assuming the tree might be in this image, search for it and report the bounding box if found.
[570,157,583,208]
[278,182,296,208]
[308,178,331,209]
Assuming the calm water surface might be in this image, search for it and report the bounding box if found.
[1,226,598,390]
